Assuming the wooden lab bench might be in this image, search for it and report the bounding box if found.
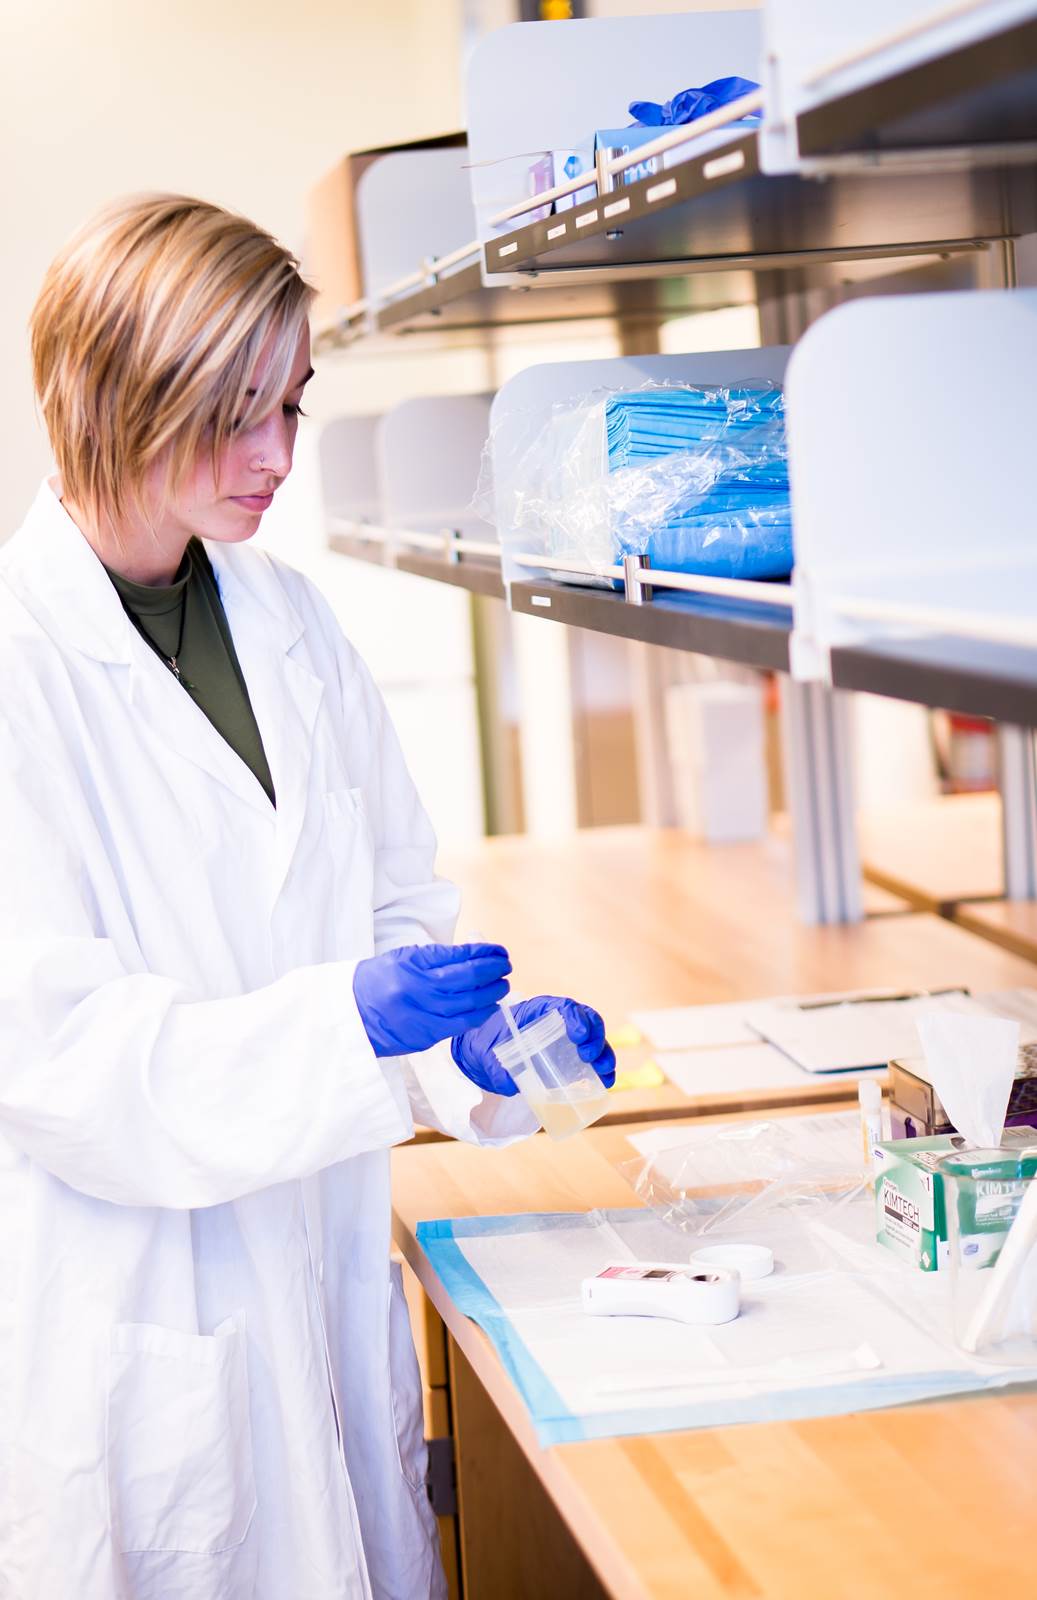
[952,899,1037,966]
[393,1108,1037,1600]
[858,792,1003,912]
[437,825,1035,1129]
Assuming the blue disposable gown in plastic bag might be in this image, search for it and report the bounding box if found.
[602,384,793,580]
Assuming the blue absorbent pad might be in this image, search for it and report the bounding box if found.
[416,1208,1037,1448]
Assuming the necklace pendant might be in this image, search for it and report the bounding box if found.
[169,658,181,680]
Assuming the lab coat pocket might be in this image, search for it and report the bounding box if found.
[387,1261,428,1494]
[106,1311,257,1556]
[324,787,376,949]
[324,785,367,823]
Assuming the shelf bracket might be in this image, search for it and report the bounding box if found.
[623,553,653,606]
[779,677,863,926]
[998,725,1037,900]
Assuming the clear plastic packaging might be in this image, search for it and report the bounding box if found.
[492,1009,610,1140]
[941,1147,1037,1364]
[621,1117,866,1239]
[476,380,792,589]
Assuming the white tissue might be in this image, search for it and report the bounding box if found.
[916,1010,1020,1148]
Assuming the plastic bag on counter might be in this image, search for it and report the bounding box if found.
[619,1115,867,1239]
[474,380,793,590]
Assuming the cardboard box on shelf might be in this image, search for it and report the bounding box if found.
[305,131,465,325]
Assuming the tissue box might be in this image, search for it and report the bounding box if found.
[888,1044,1037,1140]
[874,1129,1037,1271]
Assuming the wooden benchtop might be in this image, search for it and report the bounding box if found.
[392,1107,1037,1600]
[436,827,1035,1127]
[859,792,1003,911]
[953,899,1037,966]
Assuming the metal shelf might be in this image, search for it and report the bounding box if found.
[316,259,762,352]
[510,577,791,671]
[328,529,504,600]
[329,526,789,668]
[396,549,505,600]
[831,633,1037,725]
[797,14,1037,160]
[317,132,1037,352]
[327,530,394,567]
[484,130,1037,280]
[331,529,1037,717]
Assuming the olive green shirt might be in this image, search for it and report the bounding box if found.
[107,540,276,807]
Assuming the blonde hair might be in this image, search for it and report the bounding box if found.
[30,193,314,528]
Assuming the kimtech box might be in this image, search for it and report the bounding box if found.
[874,1130,1037,1272]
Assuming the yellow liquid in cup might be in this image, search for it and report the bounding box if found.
[525,1083,609,1140]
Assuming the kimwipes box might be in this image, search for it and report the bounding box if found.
[874,1129,1037,1271]
[305,131,465,325]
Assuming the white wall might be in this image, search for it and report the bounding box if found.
[0,0,464,539]
[0,0,491,841]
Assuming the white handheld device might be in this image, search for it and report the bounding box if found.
[581,1261,740,1325]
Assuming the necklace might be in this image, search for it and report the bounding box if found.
[124,589,190,685]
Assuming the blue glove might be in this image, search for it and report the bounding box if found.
[629,76,761,128]
[451,996,616,1097]
[353,943,512,1058]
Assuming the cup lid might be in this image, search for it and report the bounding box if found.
[689,1243,774,1281]
[491,1008,567,1072]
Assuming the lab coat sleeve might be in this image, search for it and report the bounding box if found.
[314,591,539,1147]
[0,721,414,1210]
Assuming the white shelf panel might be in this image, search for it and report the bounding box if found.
[762,0,1037,168]
[466,10,761,247]
[786,285,1037,700]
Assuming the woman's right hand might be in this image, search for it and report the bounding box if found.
[352,942,512,1059]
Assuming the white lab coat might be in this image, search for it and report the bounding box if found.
[0,481,535,1600]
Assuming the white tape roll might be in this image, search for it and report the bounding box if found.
[689,1243,775,1282]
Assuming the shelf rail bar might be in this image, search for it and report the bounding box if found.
[327,517,500,560]
[329,527,795,608]
[834,593,1037,650]
[800,0,1002,89]
[489,90,764,227]
[313,298,373,352]
[374,239,483,306]
[510,550,793,608]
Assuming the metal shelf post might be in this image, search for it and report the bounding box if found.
[997,724,1037,900]
[779,677,864,925]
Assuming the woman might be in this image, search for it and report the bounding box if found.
[0,194,615,1600]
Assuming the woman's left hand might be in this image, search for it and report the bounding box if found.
[450,995,616,1097]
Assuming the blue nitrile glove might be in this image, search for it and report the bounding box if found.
[450,996,616,1097]
[629,75,761,129]
[353,943,512,1058]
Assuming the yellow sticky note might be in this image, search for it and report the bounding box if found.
[610,1023,643,1050]
[612,1060,666,1092]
